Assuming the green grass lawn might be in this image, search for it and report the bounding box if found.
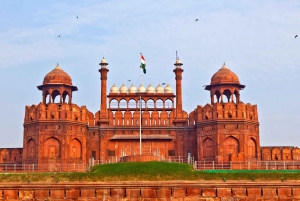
[1,161,300,182]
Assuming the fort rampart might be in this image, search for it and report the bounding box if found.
[1,181,300,200]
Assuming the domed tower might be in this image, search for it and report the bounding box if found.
[23,64,91,170]
[37,63,78,104]
[205,63,245,104]
[195,63,260,163]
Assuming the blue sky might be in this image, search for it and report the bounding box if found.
[0,0,300,147]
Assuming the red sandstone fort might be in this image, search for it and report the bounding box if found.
[1,57,299,169]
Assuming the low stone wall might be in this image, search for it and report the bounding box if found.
[120,155,160,162]
[0,181,300,200]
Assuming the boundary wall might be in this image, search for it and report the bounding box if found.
[1,181,300,200]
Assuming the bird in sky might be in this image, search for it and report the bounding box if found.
[127,80,131,82]
[162,83,165,85]
[76,16,78,18]
[57,34,61,37]
[295,35,298,38]
[195,19,198,21]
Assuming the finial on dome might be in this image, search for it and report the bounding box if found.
[55,63,61,69]
[100,57,108,67]
[174,57,183,67]
[221,62,227,69]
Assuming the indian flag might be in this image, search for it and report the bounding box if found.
[140,53,146,74]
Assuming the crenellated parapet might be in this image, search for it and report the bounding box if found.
[261,146,300,161]
[24,103,94,125]
[193,102,258,122]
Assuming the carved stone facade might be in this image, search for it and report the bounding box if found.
[2,58,299,167]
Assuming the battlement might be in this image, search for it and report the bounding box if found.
[24,102,94,125]
[188,102,258,125]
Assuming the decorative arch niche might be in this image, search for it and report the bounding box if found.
[203,138,213,158]
[223,136,239,156]
[27,139,36,158]
[247,138,256,158]
[43,137,60,158]
[70,138,82,158]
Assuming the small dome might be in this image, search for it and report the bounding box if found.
[119,84,128,93]
[146,84,155,93]
[129,84,137,93]
[155,84,164,93]
[176,58,182,64]
[164,84,172,93]
[110,84,119,93]
[43,63,72,85]
[211,63,240,85]
[100,57,107,64]
[174,57,183,67]
[138,84,146,93]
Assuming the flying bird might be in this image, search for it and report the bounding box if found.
[162,83,165,85]
[295,35,298,38]
[195,19,198,21]
[57,34,61,37]
[127,80,131,82]
[76,16,78,18]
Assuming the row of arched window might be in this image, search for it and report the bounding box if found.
[109,99,174,109]
[26,137,82,159]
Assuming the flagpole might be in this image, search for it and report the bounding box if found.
[139,53,142,156]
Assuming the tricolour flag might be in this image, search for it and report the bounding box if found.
[140,54,146,74]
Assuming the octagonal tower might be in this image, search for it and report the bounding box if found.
[23,64,93,170]
[193,63,260,163]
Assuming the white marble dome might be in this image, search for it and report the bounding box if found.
[129,84,137,93]
[155,84,164,93]
[119,84,128,93]
[138,84,146,93]
[146,84,155,93]
[164,84,172,93]
[110,84,119,93]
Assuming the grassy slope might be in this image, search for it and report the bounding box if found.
[1,162,300,182]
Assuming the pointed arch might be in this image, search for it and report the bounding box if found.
[146,98,155,109]
[214,90,221,103]
[292,148,300,160]
[128,98,137,108]
[62,90,70,103]
[282,148,291,160]
[70,138,82,158]
[119,99,127,108]
[223,89,232,103]
[165,98,173,109]
[27,138,36,158]
[43,137,60,158]
[223,136,239,155]
[203,138,214,158]
[272,148,281,160]
[109,99,118,108]
[261,147,271,161]
[155,99,163,109]
[51,90,61,103]
[247,138,256,158]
